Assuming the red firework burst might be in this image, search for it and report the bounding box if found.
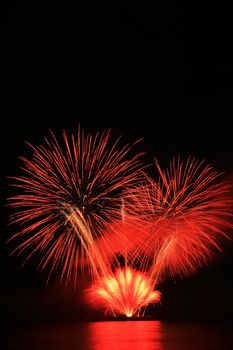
[6,125,233,320]
[123,157,233,280]
[7,126,144,285]
[88,267,161,317]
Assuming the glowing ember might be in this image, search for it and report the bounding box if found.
[88,267,161,318]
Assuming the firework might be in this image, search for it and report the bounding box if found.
[7,126,144,285]
[95,219,150,267]
[123,157,233,281]
[88,267,161,318]
[7,125,233,320]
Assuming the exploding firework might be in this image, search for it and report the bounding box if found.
[6,125,233,320]
[7,126,144,285]
[88,267,161,318]
[123,157,233,281]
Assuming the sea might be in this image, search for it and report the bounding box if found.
[1,320,233,350]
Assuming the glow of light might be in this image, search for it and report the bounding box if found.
[88,267,161,318]
[7,125,233,320]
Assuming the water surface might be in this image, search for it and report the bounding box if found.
[1,321,233,350]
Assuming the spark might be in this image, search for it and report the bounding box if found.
[7,126,144,286]
[88,267,161,318]
[123,157,233,281]
[6,126,233,319]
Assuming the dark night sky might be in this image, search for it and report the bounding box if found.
[1,1,233,326]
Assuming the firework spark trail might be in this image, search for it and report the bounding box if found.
[88,267,161,318]
[122,157,233,282]
[7,126,144,286]
[61,204,110,279]
[95,219,148,269]
[36,204,110,285]
[6,125,233,319]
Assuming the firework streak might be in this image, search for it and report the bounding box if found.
[7,128,233,317]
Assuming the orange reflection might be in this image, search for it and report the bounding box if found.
[88,320,164,350]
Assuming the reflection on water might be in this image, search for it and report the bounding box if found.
[1,321,233,350]
[90,321,163,350]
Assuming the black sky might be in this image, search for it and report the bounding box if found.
[1,1,233,326]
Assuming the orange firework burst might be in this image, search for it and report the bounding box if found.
[88,267,161,318]
[124,157,233,280]
[7,126,144,285]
